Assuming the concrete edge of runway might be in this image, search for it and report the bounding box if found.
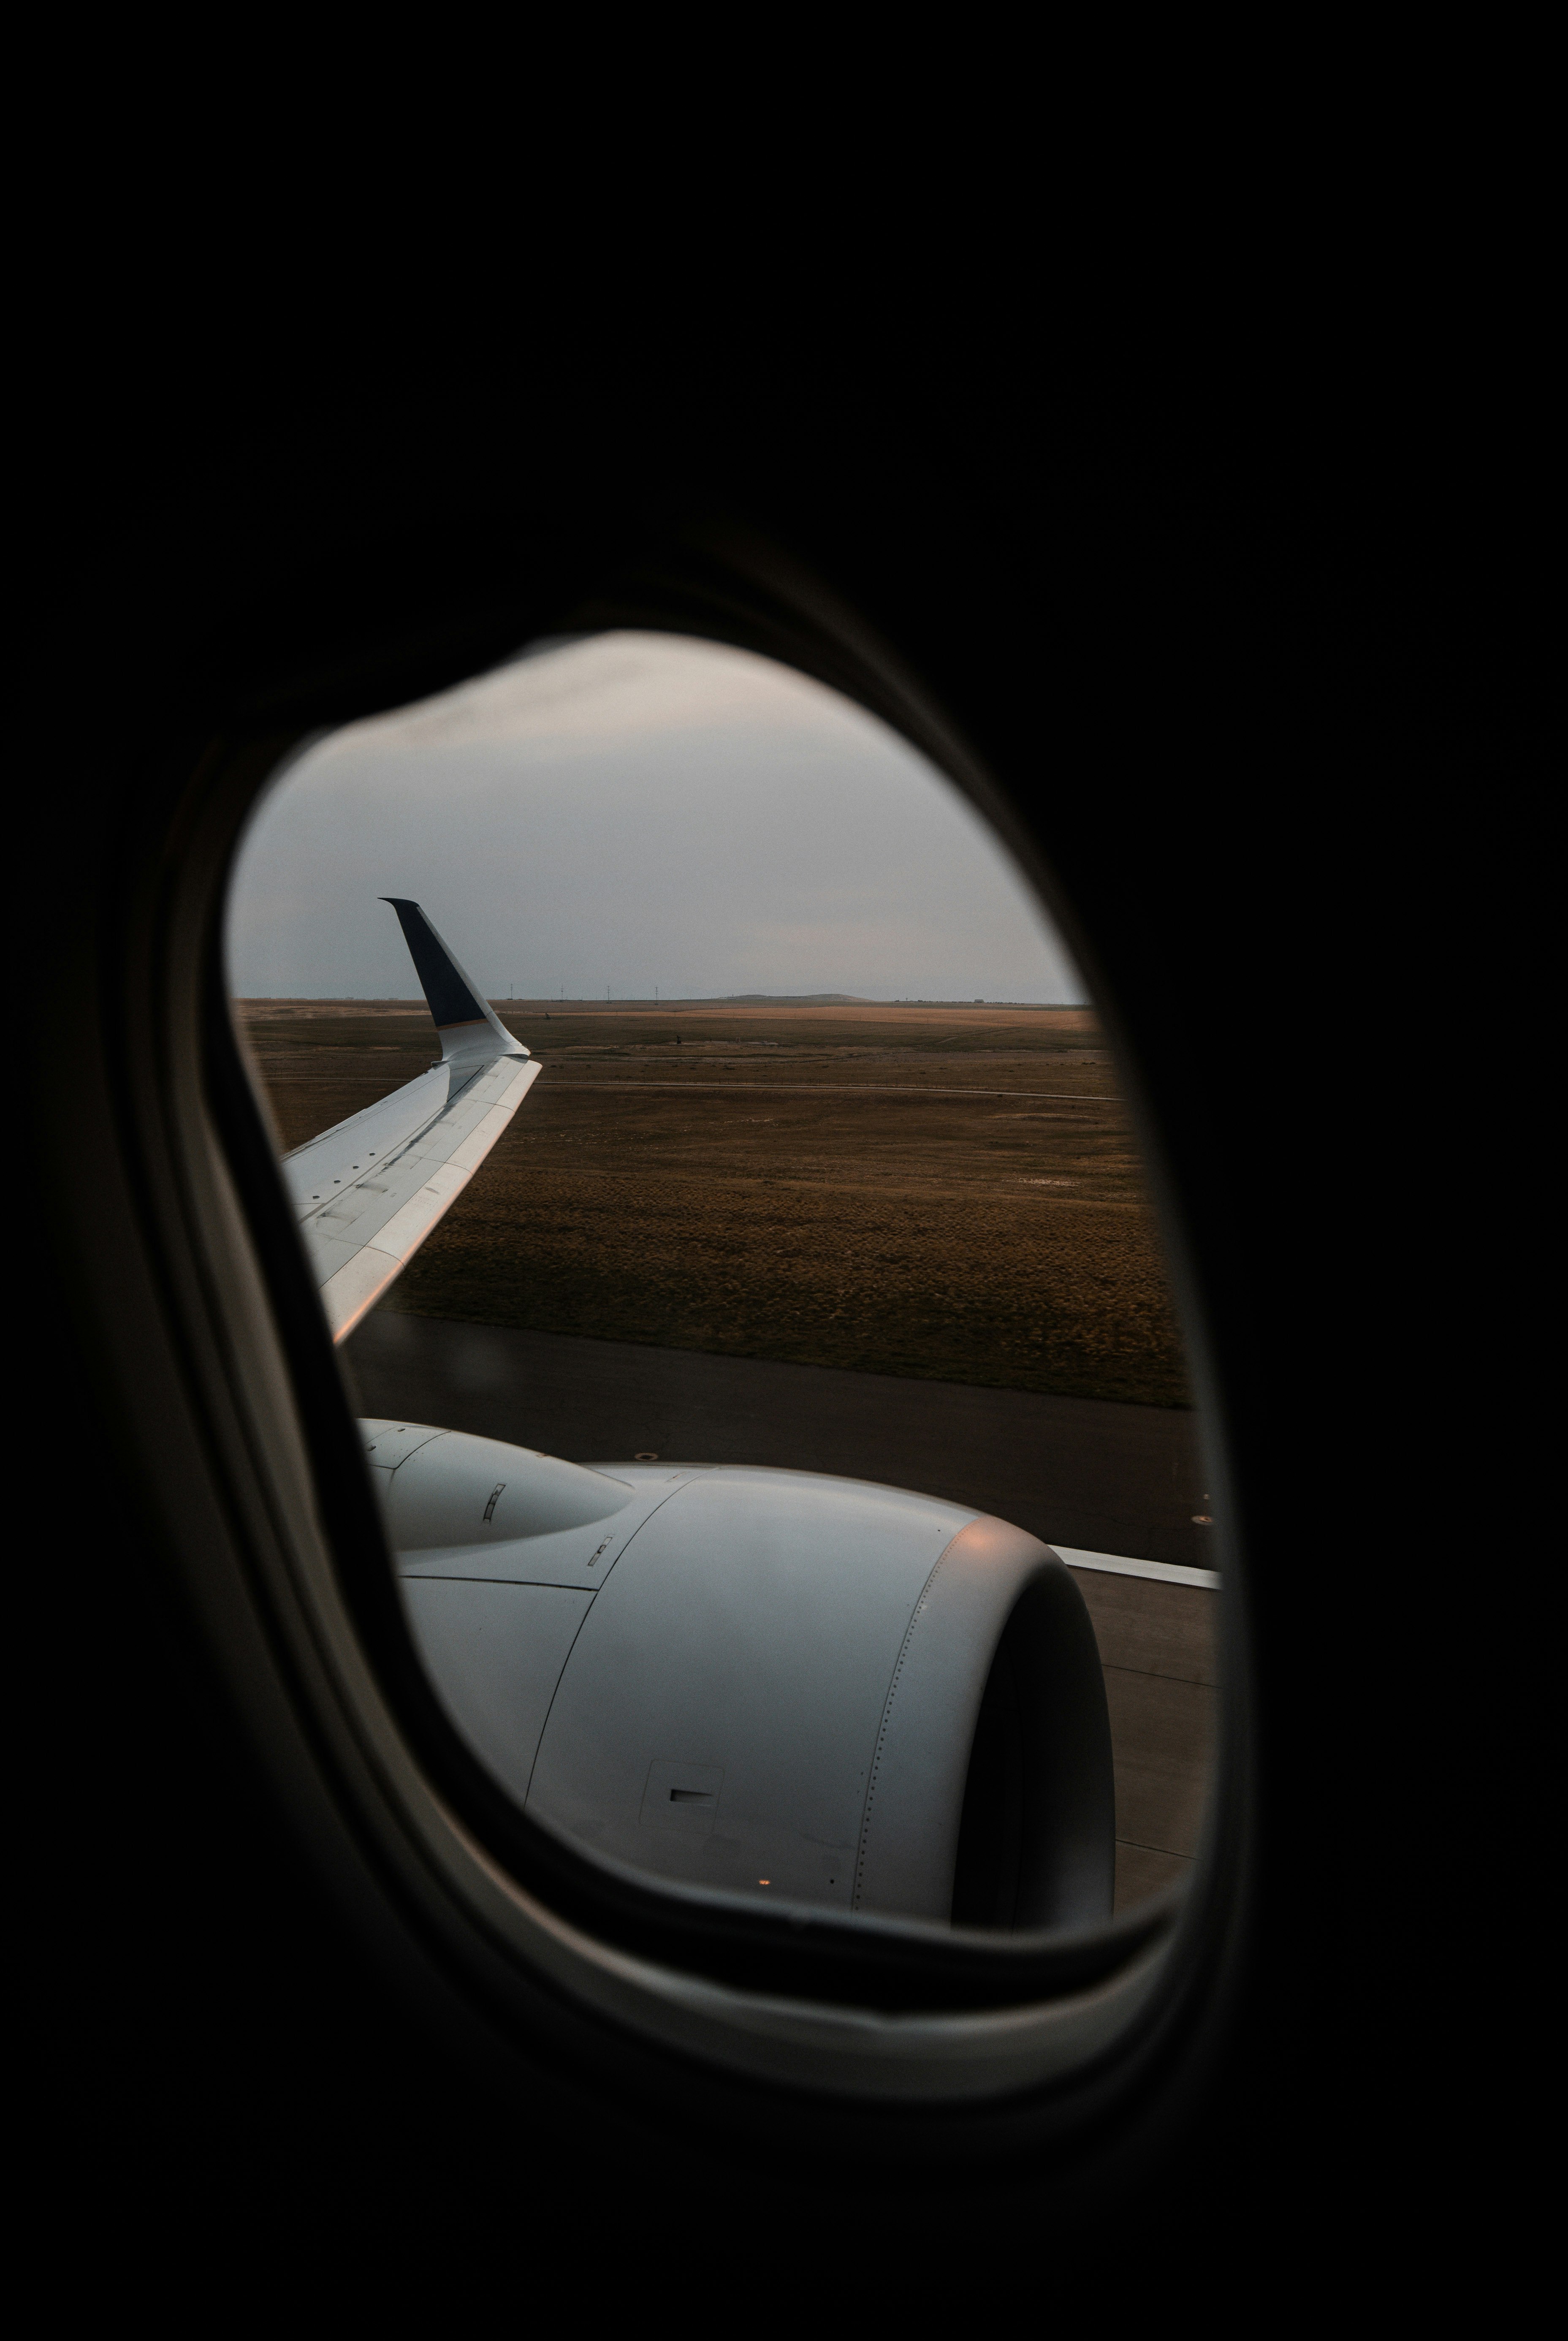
[1053,1547,1221,1590]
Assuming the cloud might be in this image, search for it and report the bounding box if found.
[320,632,883,762]
[227,633,1085,1005]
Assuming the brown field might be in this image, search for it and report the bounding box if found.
[239,999,1191,1409]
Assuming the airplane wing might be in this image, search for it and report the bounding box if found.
[280,899,540,1342]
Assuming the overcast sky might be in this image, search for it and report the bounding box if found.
[225,632,1085,1004]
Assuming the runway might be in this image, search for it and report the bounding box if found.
[344,1310,1212,1567]
[345,1311,1219,1910]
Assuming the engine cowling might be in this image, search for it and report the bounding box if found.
[364,1421,1114,1931]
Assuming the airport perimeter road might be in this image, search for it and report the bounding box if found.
[344,1312,1213,1570]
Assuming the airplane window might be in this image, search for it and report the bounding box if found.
[225,632,1218,1938]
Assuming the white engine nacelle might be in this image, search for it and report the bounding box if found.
[363,1420,1114,1931]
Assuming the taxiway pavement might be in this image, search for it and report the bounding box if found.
[344,1311,1213,1569]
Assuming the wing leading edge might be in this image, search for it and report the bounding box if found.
[281,901,538,1343]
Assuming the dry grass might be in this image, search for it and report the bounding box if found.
[239,999,1191,1408]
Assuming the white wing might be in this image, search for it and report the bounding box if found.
[280,899,540,1342]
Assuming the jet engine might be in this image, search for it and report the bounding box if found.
[366,1420,1114,1930]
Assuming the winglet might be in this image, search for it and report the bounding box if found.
[381,899,527,1065]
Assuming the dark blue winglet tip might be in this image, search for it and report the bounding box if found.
[381,897,487,1031]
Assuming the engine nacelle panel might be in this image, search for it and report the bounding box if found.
[367,1426,1113,1932]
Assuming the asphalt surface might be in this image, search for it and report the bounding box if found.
[344,1312,1213,1569]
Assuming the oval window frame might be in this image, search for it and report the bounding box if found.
[131,520,1249,2132]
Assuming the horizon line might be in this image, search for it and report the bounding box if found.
[233,993,1092,1008]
